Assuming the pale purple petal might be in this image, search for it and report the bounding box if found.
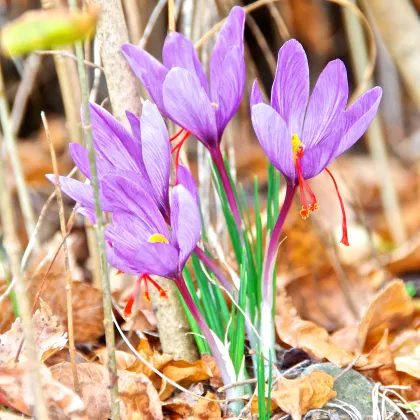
[125,110,141,147]
[250,79,264,109]
[46,175,112,211]
[301,59,348,147]
[331,87,383,159]
[177,164,199,205]
[89,103,144,175]
[162,68,218,148]
[251,103,295,181]
[163,33,209,95]
[214,46,245,138]
[170,185,201,268]
[210,6,245,102]
[75,206,96,224]
[69,143,90,179]
[101,174,167,234]
[121,43,168,113]
[271,39,309,136]
[140,101,170,215]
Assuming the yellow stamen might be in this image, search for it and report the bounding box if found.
[291,134,304,164]
[211,102,219,108]
[148,233,169,244]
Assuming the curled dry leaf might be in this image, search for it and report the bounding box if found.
[390,329,420,379]
[275,289,365,367]
[271,370,336,420]
[0,363,86,418]
[160,359,213,400]
[0,299,67,365]
[355,279,414,352]
[191,392,221,419]
[51,362,163,420]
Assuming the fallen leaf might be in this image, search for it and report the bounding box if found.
[52,362,163,420]
[0,363,86,418]
[201,354,223,389]
[160,359,213,400]
[163,383,204,417]
[355,280,414,352]
[95,348,137,371]
[192,392,221,419]
[271,370,336,420]
[275,289,365,367]
[127,339,173,389]
[0,271,104,342]
[0,299,67,365]
[390,329,420,379]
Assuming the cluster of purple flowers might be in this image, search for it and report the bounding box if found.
[48,4,382,385]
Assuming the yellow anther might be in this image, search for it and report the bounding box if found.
[148,233,169,244]
[291,134,304,164]
[211,102,219,108]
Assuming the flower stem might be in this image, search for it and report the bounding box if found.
[210,147,243,237]
[260,183,296,359]
[175,276,233,387]
[193,245,234,295]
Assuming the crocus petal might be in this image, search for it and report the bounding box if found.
[332,86,383,159]
[177,164,199,205]
[251,104,295,181]
[163,32,209,95]
[46,175,106,210]
[88,103,144,175]
[271,39,309,136]
[214,46,245,138]
[301,59,348,147]
[171,185,201,268]
[76,206,96,224]
[125,110,141,147]
[250,79,264,109]
[210,6,245,102]
[115,242,178,278]
[101,174,167,234]
[121,43,168,113]
[69,143,90,179]
[163,68,218,148]
[140,101,170,215]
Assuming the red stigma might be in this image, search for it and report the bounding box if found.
[294,144,319,219]
[123,274,169,317]
[325,168,349,246]
[170,131,191,184]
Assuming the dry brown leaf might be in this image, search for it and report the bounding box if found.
[390,329,420,379]
[192,392,221,419]
[201,354,223,389]
[94,348,137,370]
[51,362,163,420]
[0,363,86,418]
[355,280,414,352]
[163,383,204,417]
[0,299,67,365]
[271,370,336,420]
[127,339,173,388]
[275,289,365,367]
[0,272,104,342]
[160,359,213,400]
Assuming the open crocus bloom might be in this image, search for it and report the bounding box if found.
[47,100,201,308]
[251,39,382,245]
[47,100,171,221]
[121,6,245,152]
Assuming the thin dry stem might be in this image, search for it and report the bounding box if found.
[42,112,79,392]
[138,0,167,48]
[0,132,49,420]
[35,50,104,71]
[68,1,120,414]
[0,61,38,247]
[168,0,176,32]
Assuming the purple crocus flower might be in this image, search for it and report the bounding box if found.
[251,39,382,245]
[47,100,171,222]
[121,6,245,153]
